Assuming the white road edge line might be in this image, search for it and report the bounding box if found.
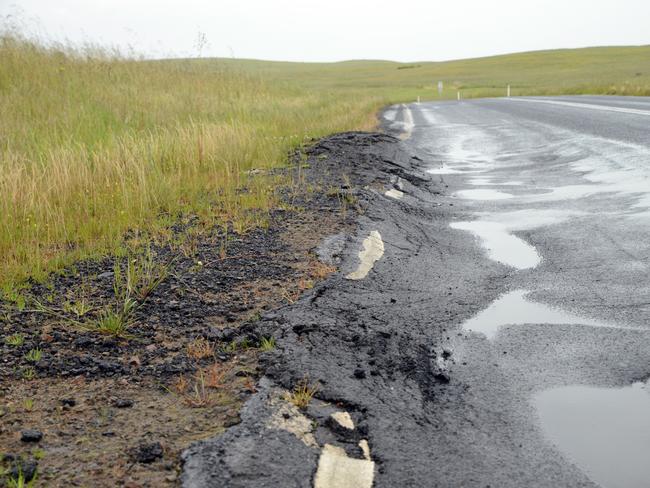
[508,97,650,117]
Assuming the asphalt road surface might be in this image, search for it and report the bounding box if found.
[400,95,650,488]
[183,98,650,488]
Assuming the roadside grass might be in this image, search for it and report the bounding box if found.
[0,34,382,292]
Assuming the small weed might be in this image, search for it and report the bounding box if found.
[5,333,24,347]
[63,299,92,318]
[179,370,213,408]
[32,448,45,460]
[284,379,318,410]
[170,362,235,408]
[204,362,231,389]
[187,338,214,360]
[23,398,34,411]
[221,340,239,354]
[173,374,189,394]
[259,337,276,352]
[22,367,36,381]
[3,288,27,311]
[24,349,42,363]
[114,246,170,302]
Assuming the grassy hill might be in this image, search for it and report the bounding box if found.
[2,33,650,290]
[207,45,650,99]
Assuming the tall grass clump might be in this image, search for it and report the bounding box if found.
[0,33,385,290]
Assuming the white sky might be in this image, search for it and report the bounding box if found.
[4,0,650,62]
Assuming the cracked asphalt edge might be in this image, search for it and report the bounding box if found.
[180,125,454,487]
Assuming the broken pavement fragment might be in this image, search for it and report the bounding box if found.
[314,444,375,488]
[345,231,384,280]
[385,188,404,200]
[330,411,355,430]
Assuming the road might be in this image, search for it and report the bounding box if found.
[183,98,650,488]
[399,95,650,488]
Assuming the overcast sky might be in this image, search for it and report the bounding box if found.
[4,0,650,62]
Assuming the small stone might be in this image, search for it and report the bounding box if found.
[442,348,453,359]
[20,430,43,442]
[434,372,451,384]
[115,399,134,408]
[145,344,157,352]
[98,271,114,280]
[61,398,76,407]
[102,431,116,437]
[132,441,163,464]
[353,368,366,379]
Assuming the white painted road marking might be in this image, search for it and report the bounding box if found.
[510,97,650,117]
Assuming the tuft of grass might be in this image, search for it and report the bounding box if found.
[113,246,170,302]
[171,363,233,408]
[259,337,276,352]
[23,398,34,411]
[284,379,319,410]
[24,348,42,363]
[91,297,137,338]
[5,333,25,346]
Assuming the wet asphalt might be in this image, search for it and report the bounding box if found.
[182,98,650,487]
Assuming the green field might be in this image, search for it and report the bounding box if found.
[213,44,650,99]
[2,32,650,290]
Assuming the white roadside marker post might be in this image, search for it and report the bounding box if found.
[507,84,511,97]
[417,96,421,104]
[457,91,461,101]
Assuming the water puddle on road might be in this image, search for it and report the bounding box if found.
[534,381,650,488]
[455,189,514,200]
[451,222,541,270]
[461,290,612,340]
[469,177,524,186]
